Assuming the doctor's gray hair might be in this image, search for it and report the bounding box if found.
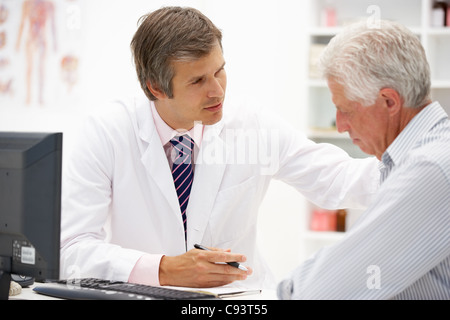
[319,20,430,109]
[131,6,223,101]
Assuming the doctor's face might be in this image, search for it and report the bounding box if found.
[154,43,227,131]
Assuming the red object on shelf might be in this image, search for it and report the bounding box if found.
[310,208,337,231]
[447,6,450,26]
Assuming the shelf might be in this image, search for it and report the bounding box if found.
[307,79,327,87]
[303,231,345,242]
[432,81,450,89]
[301,0,450,261]
[308,26,344,36]
[308,79,450,88]
[426,27,450,36]
[309,26,424,37]
[308,80,450,89]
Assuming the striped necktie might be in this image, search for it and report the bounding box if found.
[170,135,194,242]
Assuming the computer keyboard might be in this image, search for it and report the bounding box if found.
[33,278,220,300]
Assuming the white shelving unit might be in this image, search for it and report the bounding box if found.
[301,0,450,258]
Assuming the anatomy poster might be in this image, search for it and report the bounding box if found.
[0,0,85,108]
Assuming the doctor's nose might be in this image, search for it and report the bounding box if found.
[207,77,226,99]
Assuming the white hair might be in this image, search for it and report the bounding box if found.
[319,20,431,108]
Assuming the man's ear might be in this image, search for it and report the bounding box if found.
[146,81,167,100]
[380,88,402,116]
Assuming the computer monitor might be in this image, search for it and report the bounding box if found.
[0,132,62,300]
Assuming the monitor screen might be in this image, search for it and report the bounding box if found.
[0,132,62,299]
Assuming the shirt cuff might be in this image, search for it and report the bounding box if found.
[128,253,164,286]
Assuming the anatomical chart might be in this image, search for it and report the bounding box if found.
[0,0,84,107]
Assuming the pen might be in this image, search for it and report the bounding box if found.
[194,244,248,272]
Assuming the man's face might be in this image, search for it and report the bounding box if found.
[328,78,391,160]
[154,43,227,131]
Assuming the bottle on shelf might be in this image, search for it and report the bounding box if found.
[431,0,447,27]
[447,2,450,26]
[321,0,337,27]
[309,207,348,232]
[336,209,347,232]
[309,207,337,232]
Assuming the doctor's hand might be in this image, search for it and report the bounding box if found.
[158,247,252,288]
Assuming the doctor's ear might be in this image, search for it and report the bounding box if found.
[146,81,168,100]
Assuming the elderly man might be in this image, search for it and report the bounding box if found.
[278,20,450,299]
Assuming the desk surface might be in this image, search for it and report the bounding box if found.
[10,282,277,300]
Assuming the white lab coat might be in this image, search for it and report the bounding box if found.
[60,95,379,288]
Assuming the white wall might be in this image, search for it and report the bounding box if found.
[0,0,309,283]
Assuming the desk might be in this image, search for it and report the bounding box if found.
[9,282,277,300]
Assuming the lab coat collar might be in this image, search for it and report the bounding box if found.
[186,119,228,248]
[136,97,182,221]
[135,96,157,144]
[136,96,229,249]
[149,100,204,150]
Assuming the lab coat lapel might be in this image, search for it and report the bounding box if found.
[136,100,182,224]
[187,120,229,248]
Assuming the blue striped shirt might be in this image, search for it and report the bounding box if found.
[278,102,450,299]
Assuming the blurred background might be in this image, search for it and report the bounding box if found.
[1,0,449,283]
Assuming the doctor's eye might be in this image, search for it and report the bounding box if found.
[191,77,204,85]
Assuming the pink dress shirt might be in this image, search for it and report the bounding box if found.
[128,102,203,286]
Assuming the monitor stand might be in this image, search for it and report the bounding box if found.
[0,271,11,300]
[0,256,12,300]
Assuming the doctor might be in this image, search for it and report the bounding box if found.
[60,6,380,289]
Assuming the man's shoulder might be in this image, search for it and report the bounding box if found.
[86,95,149,127]
[405,124,450,179]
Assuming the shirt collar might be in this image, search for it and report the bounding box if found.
[150,101,204,149]
[382,101,448,166]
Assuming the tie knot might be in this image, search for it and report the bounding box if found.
[170,135,194,150]
[170,135,194,162]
